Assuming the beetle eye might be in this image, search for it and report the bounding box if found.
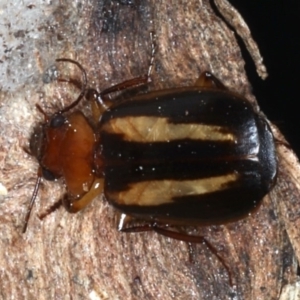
[50,114,66,128]
[41,167,58,181]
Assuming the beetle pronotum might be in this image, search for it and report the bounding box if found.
[24,38,277,283]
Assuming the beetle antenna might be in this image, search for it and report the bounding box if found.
[55,58,88,114]
[35,104,49,121]
[23,167,42,233]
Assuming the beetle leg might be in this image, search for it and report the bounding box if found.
[85,76,151,123]
[147,31,156,79]
[121,222,232,285]
[38,199,63,221]
[116,213,157,233]
[62,178,104,213]
[118,220,154,233]
[100,76,149,97]
[153,225,232,285]
[195,71,227,90]
[37,178,103,223]
[77,88,106,124]
[85,76,150,123]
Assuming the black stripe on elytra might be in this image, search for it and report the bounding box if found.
[100,89,256,129]
[103,158,262,192]
[108,182,266,224]
[99,133,259,162]
[98,87,276,207]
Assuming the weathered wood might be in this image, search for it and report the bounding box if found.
[1,0,299,299]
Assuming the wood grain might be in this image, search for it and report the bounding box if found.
[1,0,299,299]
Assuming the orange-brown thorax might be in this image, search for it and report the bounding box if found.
[41,111,96,201]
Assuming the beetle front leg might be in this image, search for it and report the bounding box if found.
[62,178,104,213]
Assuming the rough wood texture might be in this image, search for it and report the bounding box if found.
[1,0,300,299]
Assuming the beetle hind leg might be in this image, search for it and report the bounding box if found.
[120,221,233,285]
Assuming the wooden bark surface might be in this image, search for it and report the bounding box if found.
[1,0,300,299]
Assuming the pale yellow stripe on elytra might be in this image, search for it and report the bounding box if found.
[112,173,238,206]
[102,116,235,142]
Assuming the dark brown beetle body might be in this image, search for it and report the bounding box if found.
[23,56,278,284]
[24,56,277,244]
[99,87,277,226]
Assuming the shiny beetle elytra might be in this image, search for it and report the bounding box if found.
[99,82,277,227]
[23,51,277,243]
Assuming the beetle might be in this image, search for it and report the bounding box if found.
[23,51,277,249]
